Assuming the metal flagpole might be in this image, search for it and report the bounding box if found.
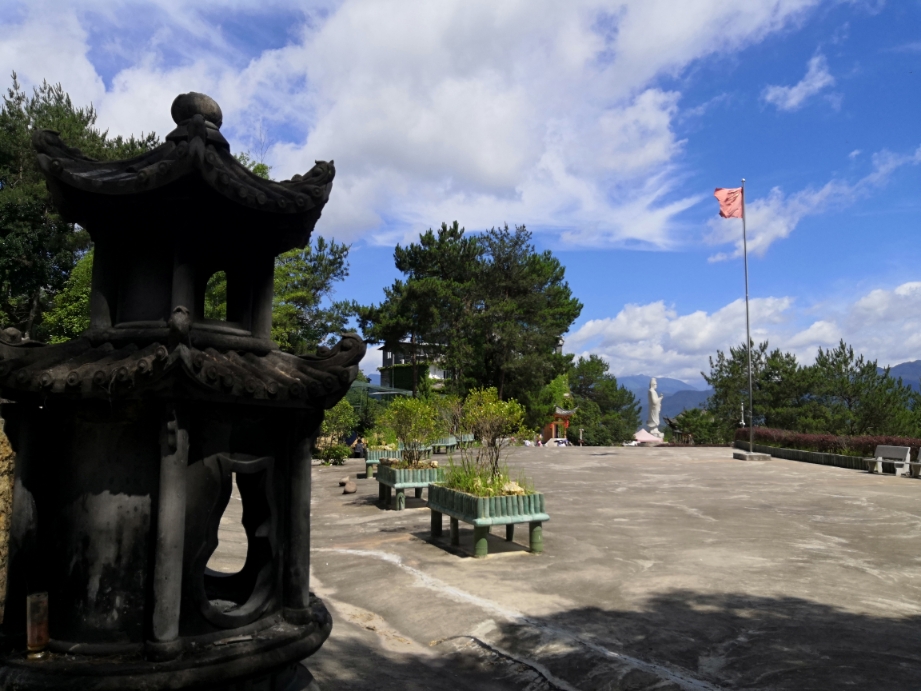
[741,178,754,452]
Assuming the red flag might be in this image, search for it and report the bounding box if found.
[714,187,743,219]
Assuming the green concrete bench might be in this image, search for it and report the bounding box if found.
[364,449,401,478]
[457,434,475,448]
[376,464,445,510]
[427,485,549,558]
[431,436,457,454]
[398,442,432,459]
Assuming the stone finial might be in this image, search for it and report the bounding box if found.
[170,92,223,129]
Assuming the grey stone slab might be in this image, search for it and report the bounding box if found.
[209,448,921,690]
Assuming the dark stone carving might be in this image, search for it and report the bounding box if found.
[0,93,363,689]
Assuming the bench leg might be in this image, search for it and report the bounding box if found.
[383,485,392,506]
[450,518,459,546]
[431,510,443,537]
[392,489,405,511]
[414,487,423,499]
[506,524,515,542]
[378,482,386,503]
[473,526,489,558]
[896,463,908,477]
[366,465,374,479]
[529,522,543,554]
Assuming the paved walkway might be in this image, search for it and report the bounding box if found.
[213,446,921,690]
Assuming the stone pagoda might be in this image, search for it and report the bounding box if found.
[0,92,364,690]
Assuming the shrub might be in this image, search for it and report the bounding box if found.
[735,427,921,460]
[321,398,359,447]
[315,444,351,465]
[377,396,445,465]
[676,408,726,445]
[459,388,528,479]
[443,459,533,497]
[440,388,533,496]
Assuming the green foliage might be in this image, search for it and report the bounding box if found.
[315,444,350,465]
[0,73,159,339]
[201,153,353,353]
[43,248,93,342]
[442,459,533,497]
[321,398,359,447]
[458,388,528,479]
[705,338,919,440]
[529,373,573,430]
[377,396,445,464]
[272,237,353,353]
[204,271,227,320]
[566,355,640,445]
[233,152,271,180]
[195,237,353,351]
[356,222,581,407]
[674,407,722,444]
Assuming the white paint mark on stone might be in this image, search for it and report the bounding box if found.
[315,547,725,691]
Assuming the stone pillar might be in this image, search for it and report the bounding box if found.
[151,407,188,652]
[285,421,315,622]
[90,239,117,328]
[251,255,275,340]
[171,251,196,318]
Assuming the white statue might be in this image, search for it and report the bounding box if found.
[646,377,665,438]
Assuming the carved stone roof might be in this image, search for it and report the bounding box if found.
[0,332,365,409]
[31,92,335,253]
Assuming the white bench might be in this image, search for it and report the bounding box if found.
[864,445,915,477]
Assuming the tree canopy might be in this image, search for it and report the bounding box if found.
[704,338,921,441]
[356,222,582,410]
[0,74,159,339]
[566,355,640,445]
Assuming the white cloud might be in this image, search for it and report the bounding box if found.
[706,145,921,261]
[568,280,921,383]
[0,0,824,245]
[567,296,794,382]
[762,53,835,111]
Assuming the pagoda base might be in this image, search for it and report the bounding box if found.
[0,601,330,691]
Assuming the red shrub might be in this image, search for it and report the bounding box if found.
[735,427,921,460]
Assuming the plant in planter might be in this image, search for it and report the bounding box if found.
[430,388,549,557]
[316,398,358,464]
[375,397,447,509]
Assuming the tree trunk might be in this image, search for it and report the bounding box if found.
[411,331,418,398]
[23,289,41,341]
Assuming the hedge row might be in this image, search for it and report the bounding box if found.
[734,427,921,460]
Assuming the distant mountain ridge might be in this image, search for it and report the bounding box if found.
[616,374,711,424]
[881,360,921,391]
[617,375,704,394]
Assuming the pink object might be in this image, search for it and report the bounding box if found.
[714,187,743,219]
[633,429,663,443]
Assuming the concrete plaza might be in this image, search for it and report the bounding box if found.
[213,446,921,690]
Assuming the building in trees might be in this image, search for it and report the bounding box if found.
[379,341,450,390]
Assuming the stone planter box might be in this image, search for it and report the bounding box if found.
[364,449,400,478]
[376,464,445,510]
[427,485,550,558]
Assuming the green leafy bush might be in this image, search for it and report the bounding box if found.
[377,396,445,465]
[442,388,533,496]
[321,398,359,446]
[316,444,350,465]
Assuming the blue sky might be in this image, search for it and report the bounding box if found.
[2,0,920,385]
